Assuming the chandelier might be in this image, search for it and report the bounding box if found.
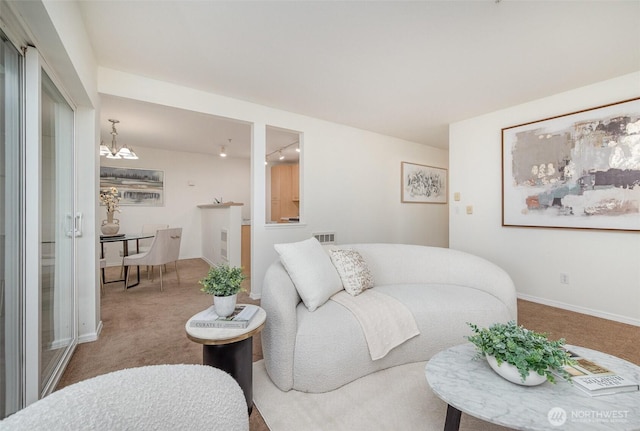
[99,119,139,160]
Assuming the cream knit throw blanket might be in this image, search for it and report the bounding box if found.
[331,290,420,360]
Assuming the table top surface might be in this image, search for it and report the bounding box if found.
[99,233,154,243]
[425,343,640,431]
[185,304,266,345]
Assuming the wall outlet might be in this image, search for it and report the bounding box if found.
[560,273,569,285]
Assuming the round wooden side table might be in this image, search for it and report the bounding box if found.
[186,304,266,413]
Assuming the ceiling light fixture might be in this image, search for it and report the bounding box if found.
[100,119,138,160]
[220,138,231,158]
[266,141,300,164]
[99,140,110,156]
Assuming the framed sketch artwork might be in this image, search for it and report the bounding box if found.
[502,97,640,231]
[100,166,164,206]
[401,162,447,204]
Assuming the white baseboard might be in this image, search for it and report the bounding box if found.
[517,293,640,327]
[49,337,73,350]
[78,320,103,344]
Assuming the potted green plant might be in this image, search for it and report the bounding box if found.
[199,264,246,317]
[467,321,573,386]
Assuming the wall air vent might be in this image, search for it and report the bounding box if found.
[313,232,336,244]
[220,229,228,261]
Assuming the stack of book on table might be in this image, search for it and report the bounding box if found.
[562,348,639,396]
[189,304,259,329]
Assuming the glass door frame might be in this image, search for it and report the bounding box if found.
[0,28,24,419]
[23,46,78,404]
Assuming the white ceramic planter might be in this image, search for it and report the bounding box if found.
[213,294,237,317]
[486,354,547,386]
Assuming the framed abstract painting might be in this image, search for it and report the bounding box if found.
[100,166,164,206]
[502,97,640,231]
[401,162,447,204]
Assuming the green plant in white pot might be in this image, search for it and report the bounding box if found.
[467,321,573,386]
[199,264,246,317]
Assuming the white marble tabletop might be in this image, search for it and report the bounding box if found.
[185,305,266,345]
[425,343,640,430]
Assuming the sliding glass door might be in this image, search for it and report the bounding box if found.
[24,47,77,403]
[0,31,22,419]
[39,71,75,394]
[0,28,77,417]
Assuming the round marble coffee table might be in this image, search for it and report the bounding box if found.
[425,343,640,431]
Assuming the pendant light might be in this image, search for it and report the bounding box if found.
[220,138,231,158]
[100,119,139,160]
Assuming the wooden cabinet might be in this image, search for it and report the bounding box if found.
[270,164,299,222]
[241,224,251,278]
[291,166,299,202]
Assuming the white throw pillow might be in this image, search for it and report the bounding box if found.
[329,249,374,295]
[274,237,343,311]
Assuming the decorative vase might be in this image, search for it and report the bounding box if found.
[486,354,547,386]
[214,294,237,317]
[101,211,120,236]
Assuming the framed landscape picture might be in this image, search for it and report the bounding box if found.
[502,97,640,231]
[401,162,447,204]
[100,166,164,206]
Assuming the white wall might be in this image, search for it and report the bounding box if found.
[100,145,250,265]
[450,72,640,326]
[98,68,449,297]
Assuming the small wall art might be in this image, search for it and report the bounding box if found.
[502,97,640,231]
[401,162,447,204]
[100,166,164,206]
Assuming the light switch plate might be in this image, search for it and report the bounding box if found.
[454,192,461,201]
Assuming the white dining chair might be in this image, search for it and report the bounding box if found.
[99,258,107,295]
[119,223,169,277]
[123,227,182,291]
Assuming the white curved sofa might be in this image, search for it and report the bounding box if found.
[1,364,248,430]
[261,242,517,393]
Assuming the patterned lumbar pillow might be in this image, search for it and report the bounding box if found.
[329,248,374,295]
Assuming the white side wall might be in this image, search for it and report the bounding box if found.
[450,72,640,326]
[98,68,449,297]
[99,146,251,266]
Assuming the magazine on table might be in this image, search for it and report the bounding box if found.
[562,348,639,396]
[189,304,259,329]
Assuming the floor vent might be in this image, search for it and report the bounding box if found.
[313,232,336,244]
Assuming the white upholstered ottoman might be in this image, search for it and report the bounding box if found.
[0,364,248,430]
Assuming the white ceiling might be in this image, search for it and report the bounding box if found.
[82,1,640,157]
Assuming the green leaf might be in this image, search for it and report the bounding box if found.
[465,321,572,384]
[199,264,246,296]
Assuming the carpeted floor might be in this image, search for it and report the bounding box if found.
[58,258,639,431]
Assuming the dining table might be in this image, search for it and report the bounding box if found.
[99,233,154,289]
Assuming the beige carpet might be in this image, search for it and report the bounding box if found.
[252,360,513,431]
